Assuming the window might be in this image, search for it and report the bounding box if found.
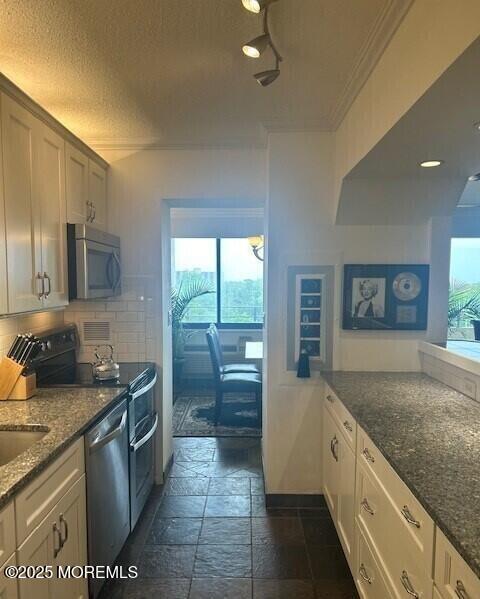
[172,238,263,328]
[449,238,480,339]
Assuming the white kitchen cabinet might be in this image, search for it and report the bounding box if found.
[1,92,42,313]
[66,143,89,225]
[35,121,68,308]
[0,553,19,599]
[0,112,8,315]
[355,528,392,599]
[323,405,339,518]
[17,474,88,599]
[88,160,107,228]
[323,399,356,567]
[435,528,480,599]
[0,502,16,567]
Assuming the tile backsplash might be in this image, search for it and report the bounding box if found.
[64,276,159,363]
[0,310,64,359]
[420,351,480,403]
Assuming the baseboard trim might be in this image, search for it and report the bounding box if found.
[265,494,327,509]
[163,453,174,482]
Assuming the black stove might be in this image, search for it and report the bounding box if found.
[31,323,155,391]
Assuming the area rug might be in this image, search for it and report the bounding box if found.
[173,392,262,437]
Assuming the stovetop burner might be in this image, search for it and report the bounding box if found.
[37,361,155,388]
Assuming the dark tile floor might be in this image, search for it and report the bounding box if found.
[99,437,359,599]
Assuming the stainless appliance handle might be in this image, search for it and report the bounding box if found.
[112,251,121,291]
[131,413,158,453]
[131,373,157,400]
[88,410,127,453]
[106,253,114,288]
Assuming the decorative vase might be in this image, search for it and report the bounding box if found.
[297,349,310,378]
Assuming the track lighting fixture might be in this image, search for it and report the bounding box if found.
[242,0,277,14]
[242,33,270,58]
[241,1,282,85]
[254,67,280,87]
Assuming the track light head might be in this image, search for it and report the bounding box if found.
[254,68,280,86]
[242,33,270,58]
[242,0,277,13]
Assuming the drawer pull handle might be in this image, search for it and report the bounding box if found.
[362,448,375,463]
[53,522,62,558]
[361,498,375,516]
[343,420,353,432]
[400,570,419,598]
[59,513,69,547]
[330,436,339,462]
[455,580,470,599]
[326,395,335,403]
[401,505,420,528]
[359,563,372,584]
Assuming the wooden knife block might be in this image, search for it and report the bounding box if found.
[0,357,37,400]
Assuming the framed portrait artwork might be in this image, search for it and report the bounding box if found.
[342,264,429,330]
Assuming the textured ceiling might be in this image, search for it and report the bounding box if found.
[0,0,411,148]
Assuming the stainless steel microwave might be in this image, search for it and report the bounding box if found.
[67,224,121,299]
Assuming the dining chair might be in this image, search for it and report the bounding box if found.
[208,324,260,375]
[206,327,262,426]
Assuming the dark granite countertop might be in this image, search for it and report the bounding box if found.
[322,371,480,579]
[0,387,124,509]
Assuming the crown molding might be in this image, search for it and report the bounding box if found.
[86,136,268,152]
[330,0,414,130]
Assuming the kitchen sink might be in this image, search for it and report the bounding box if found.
[0,429,48,466]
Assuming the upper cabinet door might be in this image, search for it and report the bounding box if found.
[1,93,43,313]
[88,160,107,229]
[35,121,68,308]
[66,143,89,224]
[0,101,8,315]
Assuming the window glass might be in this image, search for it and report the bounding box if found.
[172,238,217,323]
[449,238,480,339]
[220,238,263,324]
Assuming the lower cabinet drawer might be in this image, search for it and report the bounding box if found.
[355,526,393,599]
[434,528,480,599]
[356,461,434,599]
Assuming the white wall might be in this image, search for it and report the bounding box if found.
[263,131,444,494]
[103,146,267,472]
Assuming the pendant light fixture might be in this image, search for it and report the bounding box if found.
[241,0,282,86]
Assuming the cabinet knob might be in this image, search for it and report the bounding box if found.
[343,420,353,432]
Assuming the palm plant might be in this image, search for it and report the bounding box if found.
[448,282,480,335]
[171,277,214,360]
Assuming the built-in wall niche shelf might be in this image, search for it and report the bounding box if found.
[295,275,326,363]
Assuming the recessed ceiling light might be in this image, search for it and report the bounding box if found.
[419,160,444,168]
[242,33,270,58]
[474,122,480,131]
[468,173,480,181]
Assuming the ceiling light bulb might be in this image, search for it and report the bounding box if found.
[242,34,270,58]
[254,68,280,86]
[242,0,261,12]
[241,0,277,13]
[419,160,444,168]
[474,122,480,131]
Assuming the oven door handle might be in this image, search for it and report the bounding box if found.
[130,413,158,453]
[131,373,157,400]
[88,410,127,454]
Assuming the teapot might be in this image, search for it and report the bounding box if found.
[92,345,120,381]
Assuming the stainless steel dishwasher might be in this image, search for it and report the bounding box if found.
[85,396,130,599]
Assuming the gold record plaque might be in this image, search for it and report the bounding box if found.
[392,272,422,301]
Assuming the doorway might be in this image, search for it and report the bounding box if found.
[162,201,265,441]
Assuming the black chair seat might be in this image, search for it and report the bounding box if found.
[220,372,262,387]
[221,363,260,375]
